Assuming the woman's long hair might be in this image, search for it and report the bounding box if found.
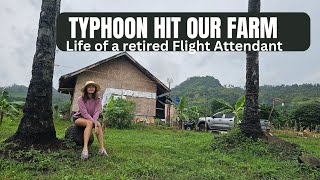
[82,87,99,103]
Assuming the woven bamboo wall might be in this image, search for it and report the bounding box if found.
[71,56,157,119]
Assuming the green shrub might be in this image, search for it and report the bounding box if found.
[293,102,320,131]
[53,104,60,120]
[212,128,250,151]
[212,128,302,161]
[102,98,135,129]
[0,89,21,126]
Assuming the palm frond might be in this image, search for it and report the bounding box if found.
[8,105,18,113]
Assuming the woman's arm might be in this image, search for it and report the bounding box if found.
[92,98,102,124]
[78,96,94,121]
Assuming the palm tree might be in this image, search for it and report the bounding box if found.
[5,0,61,144]
[240,0,264,139]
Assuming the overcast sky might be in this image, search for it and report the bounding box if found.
[0,0,319,89]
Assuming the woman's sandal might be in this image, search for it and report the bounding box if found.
[81,150,89,160]
[98,149,109,156]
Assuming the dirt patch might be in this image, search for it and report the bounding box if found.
[265,132,320,168]
[264,133,301,160]
[0,139,75,162]
[298,154,320,168]
[5,139,72,150]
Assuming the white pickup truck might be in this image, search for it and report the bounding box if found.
[197,113,270,132]
[197,113,235,131]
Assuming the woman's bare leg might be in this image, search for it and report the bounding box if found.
[95,126,105,150]
[74,118,93,151]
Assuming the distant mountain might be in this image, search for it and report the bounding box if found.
[173,76,222,91]
[259,84,320,106]
[171,76,320,107]
[171,76,243,106]
[0,84,69,106]
[2,77,320,109]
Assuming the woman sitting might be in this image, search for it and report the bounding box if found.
[73,81,108,160]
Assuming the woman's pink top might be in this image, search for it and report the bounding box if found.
[73,96,102,124]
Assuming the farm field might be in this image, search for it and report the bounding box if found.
[0,118,319,179]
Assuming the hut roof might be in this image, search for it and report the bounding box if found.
[58,52,169,94]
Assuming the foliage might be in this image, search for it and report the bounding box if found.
[102,97,135,129]
[259,104,297,130]
[59,101,71,113]
[210,98,226,114]
[53,105,60,120]
[274,130,320,158]
[101,95,114,128]
[171,76,320,115]
[57,101,71,120]
[212,128,302,163]
[171,76,320,130]
[0,88,19,126]
[212,128,248,151]
[172,96,188,122]
[210,96,245,124]
[0,84,69,107]
[273,109,295,129]
[172,97,201,130]
[185,106,201,123]
[171,76,243,109]
[0,119,320,179]
[259,84,320,105]
[293,102,320,131]
[11,101,24,110]
[105,95,114,109]
[259,104,277,120]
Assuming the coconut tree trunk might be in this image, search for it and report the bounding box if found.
[0,111,3,126]
[5,0,61,144]
[240,0,264,139]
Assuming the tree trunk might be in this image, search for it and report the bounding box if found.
[5,0,61,144]
[0,111,3,126]
[240,0,264,139]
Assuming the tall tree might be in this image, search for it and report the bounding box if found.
[5,0,61,144]
[240,0,264,139]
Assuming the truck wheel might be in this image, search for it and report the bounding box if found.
[199,124,206,131]
[186,126,191,131]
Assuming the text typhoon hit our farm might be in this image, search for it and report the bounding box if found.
[68,16,277,39]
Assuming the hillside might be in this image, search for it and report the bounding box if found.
[171,76,243,105]
[2,78,320,109]
[0,84,69,106]
[171,76,320,107]
[259,84,320,105]
[171,76,243,106]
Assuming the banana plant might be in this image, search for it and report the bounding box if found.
[186,106,201,123]
[215,95,245,125]
[0,88,19,126]
[172,96,190,129]
[101,95,114,129]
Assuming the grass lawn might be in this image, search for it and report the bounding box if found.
[0,118,319,179]
[273,130,320,159]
